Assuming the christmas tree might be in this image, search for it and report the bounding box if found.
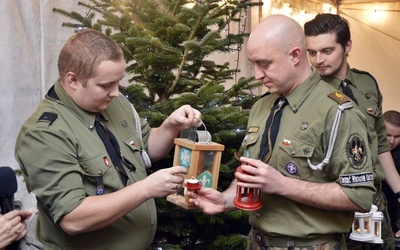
[54,0,262,248]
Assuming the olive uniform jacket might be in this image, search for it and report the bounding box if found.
[15,81,156,249]
[322,66,388,186]
[242,68,375,238]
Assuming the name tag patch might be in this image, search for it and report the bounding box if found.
[248,126,259,133]
[339,173,373,185]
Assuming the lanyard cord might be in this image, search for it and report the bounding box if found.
[307,102,354,170]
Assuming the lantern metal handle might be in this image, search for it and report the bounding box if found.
[181,119,211,143]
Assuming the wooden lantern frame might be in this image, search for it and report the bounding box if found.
[167,137,224,210]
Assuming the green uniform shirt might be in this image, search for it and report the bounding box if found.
[322,66,388,185]
[15,81,156,250]
[243,68,375,238]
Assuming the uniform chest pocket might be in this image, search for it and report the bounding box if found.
[123,134,143,151]
[364,102,380,118]
[79,154,113,176]
[79,154,122,196]
[279,136,315,159]
[277,137,323,178]
[122,134,149,171]
[241,133,260,158]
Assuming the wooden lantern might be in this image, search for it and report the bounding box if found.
[167,130,225,210]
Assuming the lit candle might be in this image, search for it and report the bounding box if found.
[186,177,201,190]
[185,177,201,203]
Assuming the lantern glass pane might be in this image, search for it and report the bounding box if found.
[354,219,361,234]
[374,221,380,237]
[363,218,371,234]
[203,151,215,172]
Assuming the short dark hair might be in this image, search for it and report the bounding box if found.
[304,13,350,50]
[383,110,400,127]
[58,29,124,85]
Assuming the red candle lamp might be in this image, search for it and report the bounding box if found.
[185,177,202,190]
[233,153,262,211]
[184,177,202,203]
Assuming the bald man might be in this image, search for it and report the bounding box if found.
[186,14,375,249]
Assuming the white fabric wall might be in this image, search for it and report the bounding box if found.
[0,1,85,242]
[0,0,85,204]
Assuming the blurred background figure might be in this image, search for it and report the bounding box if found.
[382,110,400,242]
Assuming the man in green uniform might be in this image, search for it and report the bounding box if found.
[14,29,201,249]
[187,14,375,250]
[304,13,400,250]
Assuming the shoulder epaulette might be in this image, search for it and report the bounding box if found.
[350,68,381,104]
[351,68,375,78]
[37,112,58,125]
[327,91,352,105]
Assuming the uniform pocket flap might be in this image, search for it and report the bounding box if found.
[123,134,142,151]
[242,133,260,147]
[279,137,315,158]
[365,105,380,118]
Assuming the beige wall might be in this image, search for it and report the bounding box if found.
[341,2,400,112]
[248,0,400,111]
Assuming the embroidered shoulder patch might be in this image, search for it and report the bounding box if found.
[37,112,58,125]
[346,133,367,169]
[327,91,352,105]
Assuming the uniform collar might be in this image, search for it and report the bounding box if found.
[344,67,358,88]
[286,67,322,113]
[321,64,357,89]
[46,80,97,128]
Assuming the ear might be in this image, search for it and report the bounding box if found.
[345,40,352,54]
[65,72,79,90]
[289,47,301,65]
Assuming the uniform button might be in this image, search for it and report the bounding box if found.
[256,213,261,218]
[290,150,295,155]
[256,234,262,244]
[82,166,89,173]
[89,125,94,130]
[98,170,103,175]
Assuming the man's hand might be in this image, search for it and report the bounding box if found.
[186,187,227,215]
[165,105,202,132]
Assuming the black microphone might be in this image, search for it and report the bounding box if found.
[0,166,18,215]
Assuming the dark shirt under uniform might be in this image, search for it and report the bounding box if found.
[382,145,400,233]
